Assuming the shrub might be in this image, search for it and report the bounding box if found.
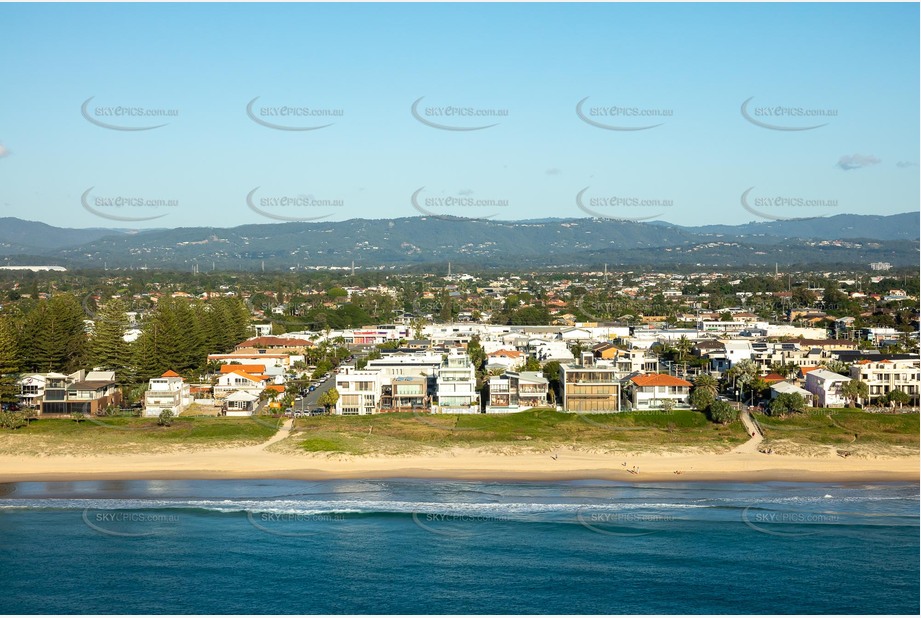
[0,410,26,430]
[768,393,807,417]
[707,400,738,424]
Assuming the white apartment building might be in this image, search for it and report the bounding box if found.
[335,366,385,415]
[366,352,443,378]
[612,348,659,375]
[436,350,478,412]
[698,320,768,335]
[850,358,920,404]
[804,369,852,408]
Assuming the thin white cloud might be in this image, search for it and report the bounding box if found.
[836,153,880,171]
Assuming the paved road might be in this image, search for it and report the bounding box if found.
[293,349,370,415]
[294,378,335,414]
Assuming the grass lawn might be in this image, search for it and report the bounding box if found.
[0,416,279,456]
[290,409,749,455]
[755,408,919,452]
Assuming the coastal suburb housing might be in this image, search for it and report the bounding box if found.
[13,275,919,419]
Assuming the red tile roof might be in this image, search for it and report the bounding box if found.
[219,364,266,374]
[161,370,180,378]
[489,349,523,358]
[630,374,692,387]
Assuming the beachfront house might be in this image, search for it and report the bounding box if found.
[213,369,270,404]
[769,380,814,405]
[335,366,385,415]
[380,376,429,412]
[486,371,549,413]
[143,370,192,417]
[560,353,621,413]
[804,369,852,408]
[36,370,121,416]
[435,350,478,413]
[17,373,51,410]
[627,373,693,410]
[224,390,260,416]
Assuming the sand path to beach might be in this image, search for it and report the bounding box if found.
[732,407,764,454]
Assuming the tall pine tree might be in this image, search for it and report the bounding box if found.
[0,315,21,405]
[19,294,88,373]
[88,298,130,385]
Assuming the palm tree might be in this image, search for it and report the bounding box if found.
[770,362,798,379]
[841,379,868,408]
[675,336,693,362]
[693,374,718,397]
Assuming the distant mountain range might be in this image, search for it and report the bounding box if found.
[0,212,917,271]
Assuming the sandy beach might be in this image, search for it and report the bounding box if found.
[1,433,917,484]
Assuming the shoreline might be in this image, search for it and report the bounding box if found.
[1,447,917,485]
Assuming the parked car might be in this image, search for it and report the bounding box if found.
[310,407,326,416]
[308,385,316,392]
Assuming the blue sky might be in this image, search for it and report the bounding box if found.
[0,2,918,229]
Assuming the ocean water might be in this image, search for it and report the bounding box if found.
[0,479,917,614]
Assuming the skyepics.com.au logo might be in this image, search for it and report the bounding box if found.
[741,504,840,537]
[411,97,508,131]
[740,187,838,221]
[246,187,343,222]
[576,97,672,131]
[573,295,619,323]
[577,506,675,537]
[246,96,343,131]
[82,508,180,537]
[576,187,673,221]
[81,187,179,222]
[246,510,347,538]
[411,510,524,538]
[81,97,178,131]
[740,97,837,131]
[410,187,508,221]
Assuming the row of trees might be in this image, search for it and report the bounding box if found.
[0,293,254,404]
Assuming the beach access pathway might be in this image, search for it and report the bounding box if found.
[732,405,764,454]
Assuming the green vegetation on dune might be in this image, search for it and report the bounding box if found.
[0,417,278,456]
[290,409,749,455]
[755,409,919,450]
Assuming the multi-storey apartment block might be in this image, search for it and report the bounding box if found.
[560,353,621,413]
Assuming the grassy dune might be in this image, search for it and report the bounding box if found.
[755,409,919,456]
[0,416,280,456]
[1,409,915,460]
[289,409,750,455]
